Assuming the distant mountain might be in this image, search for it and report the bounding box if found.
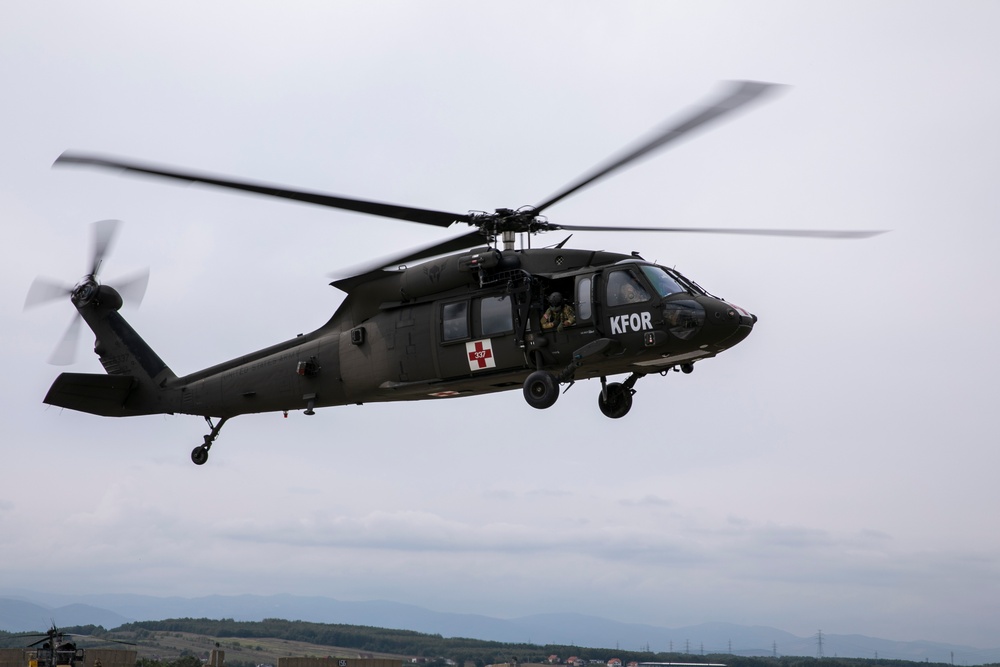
[0,598,52,633]
[0,592,996,664]
[0,596,130,632]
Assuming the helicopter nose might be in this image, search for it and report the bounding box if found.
[703,298,755,348]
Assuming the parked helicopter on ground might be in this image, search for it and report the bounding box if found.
[20,626,83,667]
[11,625,134,667]
[27,81,881,465]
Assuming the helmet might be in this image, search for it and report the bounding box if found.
[547,292,563,307]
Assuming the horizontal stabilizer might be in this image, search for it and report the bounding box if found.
[44,373,136,416]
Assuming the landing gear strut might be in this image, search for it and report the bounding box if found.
[598,372,644,419]
[191,416,229,465]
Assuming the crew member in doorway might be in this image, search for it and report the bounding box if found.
[541,292,576,332]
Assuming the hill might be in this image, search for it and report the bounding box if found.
[1,594,998,665]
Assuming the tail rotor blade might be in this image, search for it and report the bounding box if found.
[90,219,121,278]
[24,277,72,310]
[113,267,150,307]
[27,219,145,366]
[49,315,83,366]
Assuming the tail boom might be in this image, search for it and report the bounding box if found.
[43,285,178,417]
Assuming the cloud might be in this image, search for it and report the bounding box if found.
[4,0,1000,649]
[620,494,674,508]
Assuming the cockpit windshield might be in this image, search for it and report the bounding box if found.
[640,265,687,297]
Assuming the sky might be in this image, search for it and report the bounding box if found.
[2,0,999,654]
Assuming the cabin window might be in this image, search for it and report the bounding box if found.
[576,276,593,321]
[606,269,651,307]
[480,296,513,336]
[442,301,469,342]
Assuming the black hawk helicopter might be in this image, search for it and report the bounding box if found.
[12,625,134,667]
[28,81,881,465]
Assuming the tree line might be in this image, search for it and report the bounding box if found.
[109,619,975,667]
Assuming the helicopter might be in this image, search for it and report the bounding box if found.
[27,81,882,465]
[12,625,134,667]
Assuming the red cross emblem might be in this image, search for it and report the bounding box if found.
[429,390,461,398]
[466,339,495,370]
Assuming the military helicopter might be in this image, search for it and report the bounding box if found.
[28,81,881,465]
[12,625,134,667]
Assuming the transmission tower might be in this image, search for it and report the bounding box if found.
[816,630,824,659]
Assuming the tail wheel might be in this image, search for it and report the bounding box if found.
[598,382,633,419]
[523,370,559,409]
[191,446,209,465]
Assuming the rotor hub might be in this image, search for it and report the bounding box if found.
[468,207,550,241]
[71,277,99,306]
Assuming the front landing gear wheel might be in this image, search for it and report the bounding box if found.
[523,370,559,409]
[598,382,633,419]
[191,446,209,466]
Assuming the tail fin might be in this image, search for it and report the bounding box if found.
[44,285,178,416]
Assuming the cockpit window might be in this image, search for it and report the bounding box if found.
[606,269,651,307]
[640,265,686,298]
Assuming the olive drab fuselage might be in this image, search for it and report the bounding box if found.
[43,246,754,426]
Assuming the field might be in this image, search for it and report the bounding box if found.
[110,631,411,666]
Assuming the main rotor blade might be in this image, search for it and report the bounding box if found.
[56,152,471,229]
[533,81,783,215]
[372,229,487,267]
[49,314,83,366]
[331,229,486,290]
[553,223,887,239]
[90,637,138,647]
[25,276,72,309]
[90,218,121,278]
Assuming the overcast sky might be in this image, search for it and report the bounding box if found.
[2,0,999,654]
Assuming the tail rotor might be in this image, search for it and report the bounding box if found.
[24,219,149,365]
